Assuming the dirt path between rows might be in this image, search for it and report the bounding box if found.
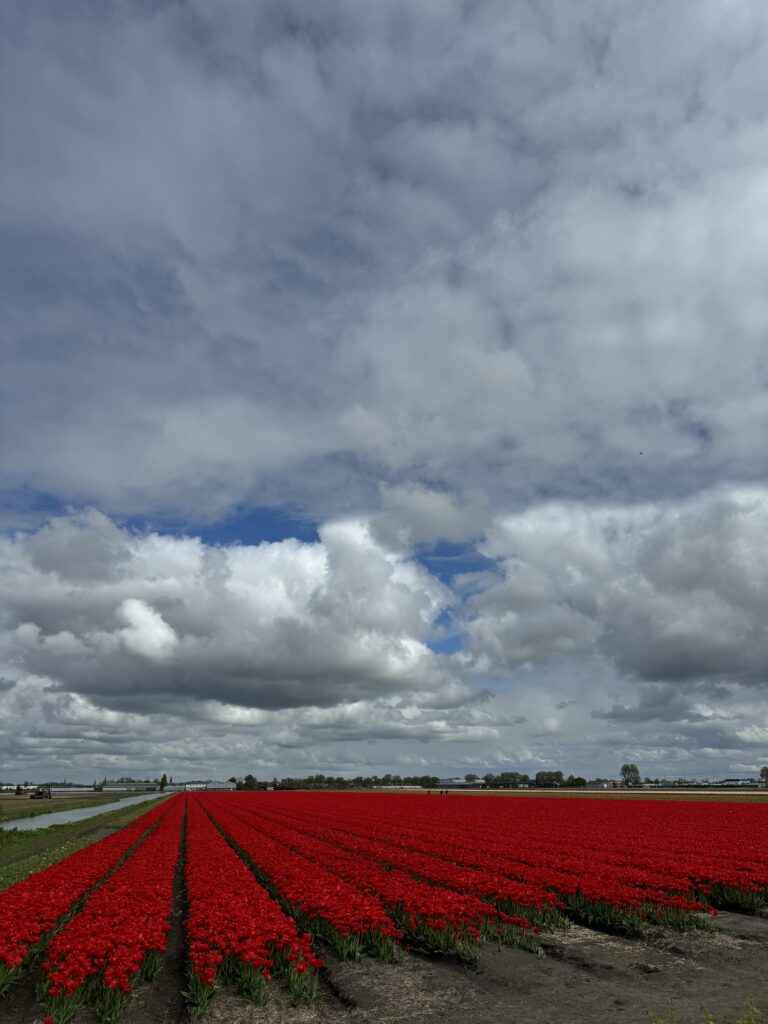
[1,910,765,1023]
[199,910,767,1024]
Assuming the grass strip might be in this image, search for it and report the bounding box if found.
[0,797,169,892]
[0,793,143,826]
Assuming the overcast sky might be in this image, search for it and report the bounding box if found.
[2,0,767,783]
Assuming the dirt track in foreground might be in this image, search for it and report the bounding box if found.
[0,890,764,1023]
[198,910,767,1024]
[3,909,761,1024]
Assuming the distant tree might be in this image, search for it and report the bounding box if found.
[535,770,563,787]
[564,775,586,787]
[620,763,642,787]
[159,773,168,791]
[483,773,495,787]
[242,773,258,791]
[464,773,479,784]
[227,777,237,785]
[760,766,768,783]
[495,771,529,787]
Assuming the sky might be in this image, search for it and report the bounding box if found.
[1,0,767,783]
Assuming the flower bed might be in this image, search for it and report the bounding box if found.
[0,800,169,998]
[184,798,322,1015]
[40,796,184,1024]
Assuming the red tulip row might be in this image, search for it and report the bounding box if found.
[192,797,403,961]
[40,795,184,1024]
[268,800,709,929]
[302,799,717,928]
[203,796,537,959]
[0,799,169,997]
[238,800,565,928]
[376,796,768,908]
[184,798,322,1013]
[209,793,768,931]
[1,791,765,1023]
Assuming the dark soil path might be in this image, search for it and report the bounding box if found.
[124,814,188,1024]
[197,910,768,1024]
[0,909,765,1022]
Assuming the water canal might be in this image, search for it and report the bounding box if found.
[0,791,169,831]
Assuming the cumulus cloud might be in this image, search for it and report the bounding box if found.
[118,599,178,661]
[0,511,470,713]
[2,498,766,781]
[465,487,768,695]
[375,484,488,546]
[0,510,507,777]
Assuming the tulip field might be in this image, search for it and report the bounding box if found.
[0,792,766,1023]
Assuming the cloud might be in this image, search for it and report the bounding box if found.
[465,487,768,692]
[118,598,178,661]
[0,510,464,713]
[2,497,766,782]
[1,1,767,527]
[2,4,767,781]
[375,484,488,546]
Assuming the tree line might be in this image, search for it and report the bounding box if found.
[227,764,768,792]
[229,770,588,790]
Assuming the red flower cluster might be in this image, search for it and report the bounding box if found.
[0,800,169,994]
[184,799,321,1010]
[252,799,561,924]
[41,796,183,1019]
[280,796,703,925]
[201,794,531,958]
[200,797,402,958]
[200,791,768,937]
[1,789,765,1020]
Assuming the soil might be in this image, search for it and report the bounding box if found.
[1,909,765,1023]
[197,911,767,1024]
[123,819,188,1024]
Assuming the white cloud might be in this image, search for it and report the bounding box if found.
[118,598,178,661]
[466,487,768,688]
[1,498,767,782]
[376,484,488,546]
[2,3,768,781]
[0,511,462,714]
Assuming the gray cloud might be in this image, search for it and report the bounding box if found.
[0,510,464,713]
[1,501,766,782]
[2,3,768,781]
[2,1,768,524]
[467,488,768,691]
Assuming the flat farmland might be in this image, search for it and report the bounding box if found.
[0,791,140,826]
[0,792,766,1024]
